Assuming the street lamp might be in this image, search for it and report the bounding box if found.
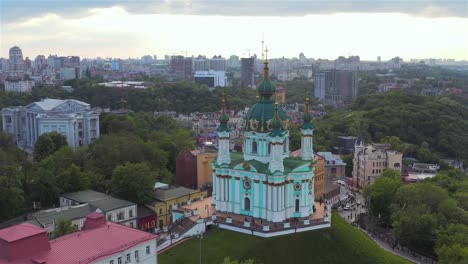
[196,231,203,264]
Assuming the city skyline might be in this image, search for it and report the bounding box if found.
[1,0,467,60]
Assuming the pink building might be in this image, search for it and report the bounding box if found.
[0,213,158,264]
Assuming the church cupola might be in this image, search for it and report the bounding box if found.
[217,93,231,165]
[300,97,314,161]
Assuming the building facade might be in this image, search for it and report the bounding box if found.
[314,154,325,202]
[170,55,193,79]
[4,80,35,92]
[194,70,226,87]
[317,152,347,179]
[1,98,100,149]
[212,59,318,223]
[352,140,403,189]
[314,69,358,106]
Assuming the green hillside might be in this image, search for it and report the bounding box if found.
[159,213,409,264]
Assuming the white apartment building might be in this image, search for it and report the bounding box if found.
[4,80,35,92]
[194,70,226,87]
[1,98,100,149]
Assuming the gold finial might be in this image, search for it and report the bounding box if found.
[256,95,260,101]
[305,97,310,113]
[265,46,269,61]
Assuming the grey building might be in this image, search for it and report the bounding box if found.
[314,69,358,106]
[2,98,100,150]
[60,190,137,228]
[241,57,255,87]
[9,46,24,72]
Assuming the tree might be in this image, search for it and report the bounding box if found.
[0,166,25,220]
[53,217,78,238]
[436,224,468,264]
[341,154,353,177]
[33,132,68,161]
[391,183,459,252]
[111,162,155,204]
[363,169,402,225]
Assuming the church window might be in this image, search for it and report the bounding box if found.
[283,140,287,152]
[268,142,272,154]
[295,199,300,212]
[244,197,251,211]
[252,141,258,154]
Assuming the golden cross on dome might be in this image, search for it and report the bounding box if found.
[264,46,269,61]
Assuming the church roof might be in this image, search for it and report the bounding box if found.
[244,100,287,133]
[226,153,310,174]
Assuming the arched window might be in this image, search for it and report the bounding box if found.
[252,141,258,154]
[295,199,300,212]
[244,197,251,211]
[283,140,288,152]
[394,162,401,168]
[268,142,272,154]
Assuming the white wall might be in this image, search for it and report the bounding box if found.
[93,239,157,264]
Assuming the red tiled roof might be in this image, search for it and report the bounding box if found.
[0,216,158,264]
[31,222,158,264]
[0,223,46,242]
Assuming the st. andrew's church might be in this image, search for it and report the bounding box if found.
[212,56,329,234]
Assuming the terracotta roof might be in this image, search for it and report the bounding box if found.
[0,223,46,242]
[0,217,158,264]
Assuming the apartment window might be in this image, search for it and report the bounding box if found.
[118,257,122,264]
[135,250,139,260]
[5,116,12,123]
[373,162,375,166]
[159,208,163,214]
[109,261,114,264]
[146,246,150,255]
[107,214,112,221]
[129,209,133,218]
[126,254,131,262]
[368,176,371,180]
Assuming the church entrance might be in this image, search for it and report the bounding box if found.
[244,197,251,211]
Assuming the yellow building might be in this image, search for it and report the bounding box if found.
[147,185,208,228]
[314,154,325,201]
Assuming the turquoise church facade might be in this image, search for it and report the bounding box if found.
[212,58,317,223]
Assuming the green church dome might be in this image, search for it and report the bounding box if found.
[244,58,287,133]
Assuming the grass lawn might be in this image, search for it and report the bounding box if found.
[159,213,410,264]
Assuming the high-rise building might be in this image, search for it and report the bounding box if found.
[227,55,240,68]
[34,55,48,72]
[8,46,24,72]
[170,55,193,79]
[210,55,226,71]
[194,55,210,71]
[240,57,255,87]
[377,56,381,63]
[314,69,358,106]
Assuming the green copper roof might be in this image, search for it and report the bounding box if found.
[257,78,276,98]
[218,94,230,132]
[244,100,287,133]
[223,153,310,174]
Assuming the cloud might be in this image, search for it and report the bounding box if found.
[1,0,467,24]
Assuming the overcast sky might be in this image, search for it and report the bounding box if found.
[1,0,467,60]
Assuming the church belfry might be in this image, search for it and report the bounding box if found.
[217,93,231,165]
[301,97,314,160]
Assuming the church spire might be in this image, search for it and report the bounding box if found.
[302,97,314,130]
[218,92,230,132]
